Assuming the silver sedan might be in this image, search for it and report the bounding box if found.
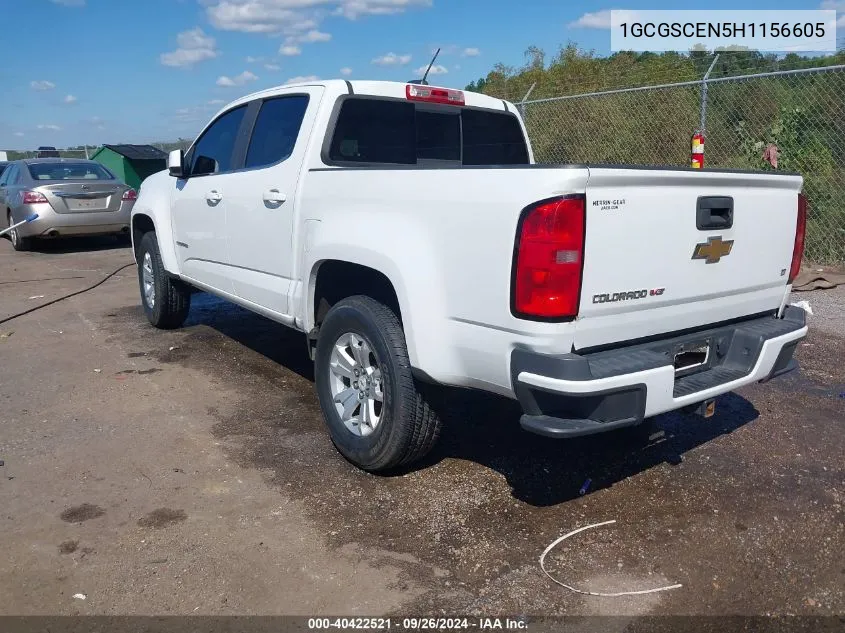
[0,158,136,251]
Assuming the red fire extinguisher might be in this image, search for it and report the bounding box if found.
[691,131,704,169]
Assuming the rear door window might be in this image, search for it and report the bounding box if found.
[4,165,20,185]
[245,95,310,169]
[327,98,529,166]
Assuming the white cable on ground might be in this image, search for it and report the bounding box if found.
[539,519,683,597]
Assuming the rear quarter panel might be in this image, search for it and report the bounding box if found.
[298,166,589,392]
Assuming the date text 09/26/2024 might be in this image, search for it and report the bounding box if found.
[307,617,529,630]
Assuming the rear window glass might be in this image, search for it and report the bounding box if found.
[462,108,530,166]
[27,162,113,181]
[327,98,529,166]
[416,111,460,161]
[329,99,415,164]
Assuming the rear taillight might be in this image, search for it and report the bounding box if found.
[22,191,48,204]
[512,195,586,319]
[788,193,807,284]
[122,188,138,201]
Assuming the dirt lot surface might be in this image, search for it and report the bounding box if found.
[1,237,843,624]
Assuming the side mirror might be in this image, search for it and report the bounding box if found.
[168,150,185,178]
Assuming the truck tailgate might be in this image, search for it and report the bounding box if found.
[575,167,803,350]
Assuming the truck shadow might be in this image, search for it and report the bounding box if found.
[191,293,760,508]
[421,387,759,506]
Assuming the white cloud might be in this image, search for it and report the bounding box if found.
[177,27,216,50]
[51,0,85,6]
[372,52,412,66]
[37,124,62,131]
[160,28,218,68]
[820,0,845,24]
[205,0,430,37]
[208,99,226,105]
[31,80,56,91]
[63,94,77,104]
[462,47,480,57]
[174,106,206,123]
[569,9,639,29]
[264,63,281,71]
[280,45,301,56]
[285,75,319,85]
[13,132,25,137]
[297,29,331,42]
[216,70,259,87]
[414,64,447,75]
[340,67,352,76]
[207,2,301,33]
[246,55,264,63]
[335,0,431,19]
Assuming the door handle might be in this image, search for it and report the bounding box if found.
[263,189,286,204]
[206,190,223,204]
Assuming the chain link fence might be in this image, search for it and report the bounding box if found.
[521,64,845,265]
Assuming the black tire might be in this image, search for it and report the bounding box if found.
[137,231,191,329]
[7,211,32,251]
[314,296,441,472]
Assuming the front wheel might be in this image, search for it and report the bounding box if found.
[314,296,441,472]
[137,231,191,329]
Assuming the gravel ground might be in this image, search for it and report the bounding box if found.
[791,285,845,338]
[1,237,843,626]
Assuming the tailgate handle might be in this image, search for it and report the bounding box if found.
[697,196,733,230]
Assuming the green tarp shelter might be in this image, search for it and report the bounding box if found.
[90,144,167,190]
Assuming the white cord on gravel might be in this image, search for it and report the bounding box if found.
[539,519,683,597]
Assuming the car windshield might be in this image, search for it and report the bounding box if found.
[27,162,113,181]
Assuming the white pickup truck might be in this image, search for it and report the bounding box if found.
[131,79,808,472]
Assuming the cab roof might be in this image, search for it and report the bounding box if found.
[227,79,510,113]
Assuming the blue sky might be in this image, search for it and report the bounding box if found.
[0,0,841,148]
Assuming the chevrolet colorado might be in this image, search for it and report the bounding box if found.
[130,80,808,471]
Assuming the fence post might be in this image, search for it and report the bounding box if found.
[517,82,537,121]
[699,54,719,134]
[84,146,89,160]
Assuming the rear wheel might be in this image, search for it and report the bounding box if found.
[314,296,442,472]
[7,211,32,251]
[137,231,191,329]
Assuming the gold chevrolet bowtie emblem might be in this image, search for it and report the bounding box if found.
[692,236,734,264]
